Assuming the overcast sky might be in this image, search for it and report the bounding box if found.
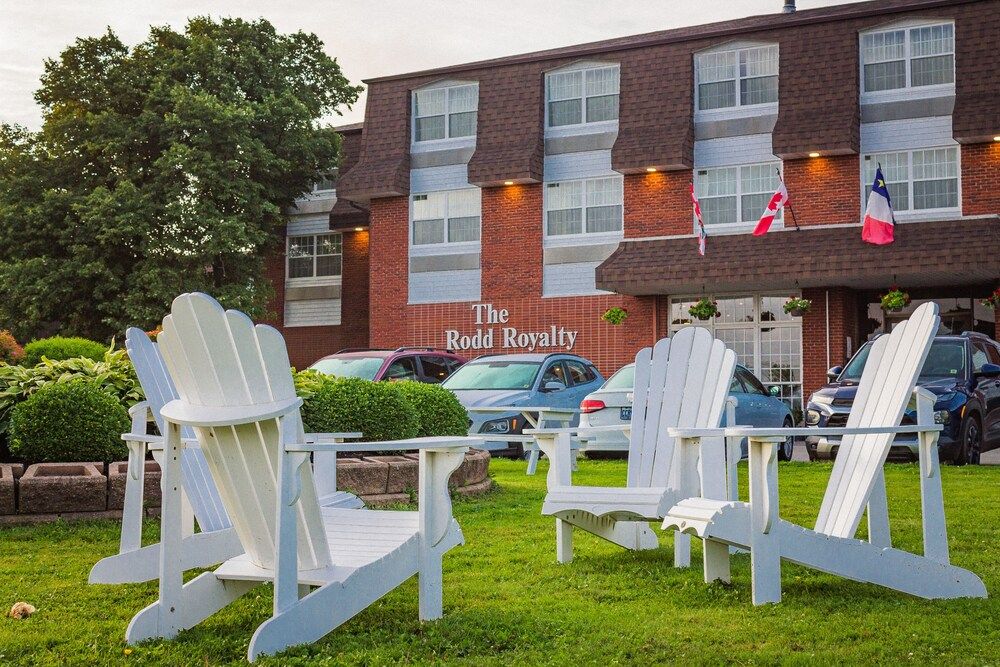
[1,0,868,129]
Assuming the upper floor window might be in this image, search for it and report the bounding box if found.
[412,83,478,143]
[546,64,620,128]
[861,23,954,94]
[695,45,778,112]
[411,188,481,246]
[287,233,342,279]
[862,147,959,214]
[695,162,782,229]
[544,176,623,237]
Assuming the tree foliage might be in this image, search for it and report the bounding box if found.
[0,17,361,340]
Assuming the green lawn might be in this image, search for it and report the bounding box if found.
[1,458,997,665]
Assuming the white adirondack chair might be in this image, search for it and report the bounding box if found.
[528,327,738,579]
[89,328,362,585]
[664,302,988,604]
[124,293,482,662]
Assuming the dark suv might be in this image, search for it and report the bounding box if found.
[309,347,467,384]
[805,332,1000,465]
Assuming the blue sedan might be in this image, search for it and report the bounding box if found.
[580,363,796,460]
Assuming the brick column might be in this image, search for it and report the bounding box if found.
[801,287,857,399]
[368,196,410,348]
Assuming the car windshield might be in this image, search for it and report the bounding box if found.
[602,365,635,390]
[840,339,966,383]
[310,356,385,380]
[442,361,541,390]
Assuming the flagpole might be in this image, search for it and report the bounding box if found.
[877,161,896,225]
[776,167,800,231]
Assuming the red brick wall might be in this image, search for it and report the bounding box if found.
[782,155,860,227]
[962,142,1000,215]
[624,171,692,238]
[801,287,858,400]
[266,229,371,369]
[367,186,656,376]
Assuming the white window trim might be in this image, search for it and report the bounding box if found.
[542,175,624,243]
[859,20,955,103]
[859,146,961,222]
[544,61,621,135]
[285,232,343,286]
[694,43,780,117]
[411,81,479,147]
[693,161,784,235]
[408,187,482,254]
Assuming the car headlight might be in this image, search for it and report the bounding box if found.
[481,417,518,435]
[805,409,821,426]
[811,394,834,405]
[934,410,951,424]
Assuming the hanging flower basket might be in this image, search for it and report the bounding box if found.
[601,306,628,325]
[688,298,720,321]
[982,288,1000,310]
[880,286,910,313]
[783,297,812,318]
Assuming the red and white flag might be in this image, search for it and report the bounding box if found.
[861,165,895,245]
[752,182,789,236]
[690,183,707,256]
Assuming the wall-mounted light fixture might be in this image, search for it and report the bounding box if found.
[354,227,364,232]
[808,152,821,158]
[645,167,657,173]
[504,180,514,185]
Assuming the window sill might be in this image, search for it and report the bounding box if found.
[409,242,481,257]
[544,120,618,139]
[411,136,476,153]
[695,103,778,124]
[885,209,961,224]
[285,276,343,288]
[860,84,954,106]
[699,222,783,237]
[543,232,623,248]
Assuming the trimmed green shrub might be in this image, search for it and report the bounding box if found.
[0,349,142,437]
[296,372,419,442]
[9,381,130,463]
[393,381,469,437]
[23,336,108,366]
[0,330,24,365]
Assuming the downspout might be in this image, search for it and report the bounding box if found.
[825,290,831,372]
[653,297,659,343]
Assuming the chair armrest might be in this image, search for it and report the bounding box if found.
[303,432,363,443]
[160,397,303,428]
[727,425,942,440]
[418,447,469,548]
[524,424,630,438]
[667,427,747,439]
[120,433,200,450]
[128,401,152,420]
[286,436,482,453]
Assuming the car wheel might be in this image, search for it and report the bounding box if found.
[955,417,982,466]
[777,417,795,461]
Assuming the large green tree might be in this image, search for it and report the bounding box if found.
[0,17,361,340]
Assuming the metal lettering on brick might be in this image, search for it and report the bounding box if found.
[444,303,578,353]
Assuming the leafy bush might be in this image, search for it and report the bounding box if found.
[0,349,142,438]
[393,381,469,437]
[9,381,130,463]
[295,371,419,442]
[0,330,24,365]
[23,336,108,366]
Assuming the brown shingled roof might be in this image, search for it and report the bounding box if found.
[596,217,1000,295]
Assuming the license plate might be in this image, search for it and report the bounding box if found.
[620,406,632,421]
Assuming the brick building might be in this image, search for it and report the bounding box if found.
[271,0,1000,419]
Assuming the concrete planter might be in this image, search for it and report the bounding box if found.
[0,464,24,515]
[19,462,106,514]
[363,455,419,494]
[107,460,161,511]
[336,449,492,503]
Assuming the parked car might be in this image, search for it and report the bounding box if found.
[309,347,466,383]
[804,331,1000,465]
[441,353,605,457]
[580,363,796,460]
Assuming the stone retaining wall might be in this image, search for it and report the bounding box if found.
[0,449,492,525]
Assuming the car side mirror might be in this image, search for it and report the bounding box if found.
[768,385,781,397]
[543,381,566,392]
[826,366,843,381]
[976,363,1000,379]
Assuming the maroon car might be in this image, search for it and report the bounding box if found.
[309,347,467,384]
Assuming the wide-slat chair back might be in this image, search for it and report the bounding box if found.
[814,302,939,538]
[157,293,331,571]
[626,327,737,489]
[126,328,231,533]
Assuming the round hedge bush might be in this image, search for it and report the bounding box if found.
[393,381,469,437]
[23,336,108,366]
[299,376,419,443]
[9,381,130,463]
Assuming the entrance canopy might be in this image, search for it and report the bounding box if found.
[596,216,999,295]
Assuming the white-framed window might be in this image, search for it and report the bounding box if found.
[694,162,782,230]
[545,64,620,128]
[862,147,959,214]
[287,233,342,279]
[695,45,778,112]
[860,22,954,94]
[412,83,478,143]
[410,188,481,246]
[544,176,623,238]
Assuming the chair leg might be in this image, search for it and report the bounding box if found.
[556,518,573,563]
[674,531,691,568]
[526,448,540,475]
[418,548,444,621]
[703,539,731,583]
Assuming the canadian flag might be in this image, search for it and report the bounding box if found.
[690,183,707,256]
[862,165,895,245]
[752,182,789,236]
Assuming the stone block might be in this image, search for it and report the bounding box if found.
[0,464,23,515]
[19,462,106,514]
[336,457,389,495]
[107,460,161,511]
[363,455,418,494]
